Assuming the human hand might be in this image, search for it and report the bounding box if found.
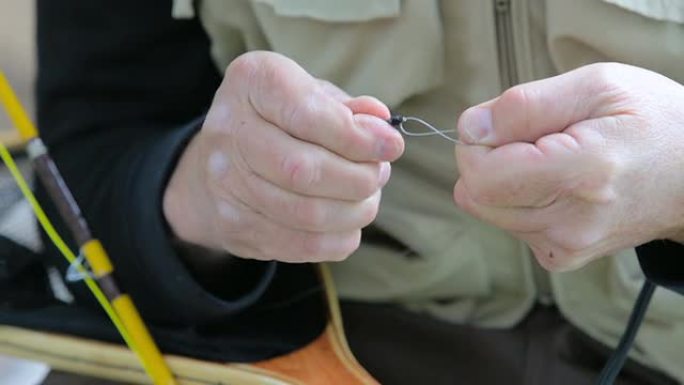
[164,51,404,263]
[454,63,684,271]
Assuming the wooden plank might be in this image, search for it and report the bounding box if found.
[0,325,294,385]
[0,322,377,385]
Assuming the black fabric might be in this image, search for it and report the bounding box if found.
[0,236,54,310]
[0,263,326,362]
[0,0,328,362]
[637,240,684,295]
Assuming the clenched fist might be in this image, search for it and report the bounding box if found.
[454,63,684,272]
[164,51,404,263]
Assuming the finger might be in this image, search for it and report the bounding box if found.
[316,79,352,102]
[453,180,550,233]
[354,114,405,162]
[265,227,362,263]
[217,202,362,263]
[219,163,383,232]
[315,81,392,120]
[457,64,611,146]
[346,97,404,160]
[344,95,391,119]
[455,132,587,208]
[233,116,387,201]
[230,52,401,162]
[315,84,402,161]
[315,80,393,129]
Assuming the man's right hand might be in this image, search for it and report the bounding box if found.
[163,51,404,263]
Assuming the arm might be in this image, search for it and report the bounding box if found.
[37,0,405,333]
[36,0,275,326]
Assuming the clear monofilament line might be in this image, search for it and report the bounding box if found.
[389,115,463,144]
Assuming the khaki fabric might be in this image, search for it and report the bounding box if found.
[175,0,684,382]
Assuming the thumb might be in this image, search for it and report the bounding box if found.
[457,65,607,146]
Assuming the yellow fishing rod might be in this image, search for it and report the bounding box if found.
[0,71,177,385]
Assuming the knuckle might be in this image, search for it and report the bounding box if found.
[216,201,242,227]
[284,93,318,137]
[571,153,621,204]
[206,169,230,199]
[586,62,625,93]
[499,85,532,111]
[337,118,363,152]
[595,153,621,186]
[225,53,259,83]
[255,58,288,102]
[588,62,616,83]
[280,153,319,191]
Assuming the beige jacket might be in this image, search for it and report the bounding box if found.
[172,0,684,381]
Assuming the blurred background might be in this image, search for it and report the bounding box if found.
[0,1,47,384]
[0,0,36,129]
[0,2,120,383]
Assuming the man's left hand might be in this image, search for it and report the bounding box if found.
[454,63,684,271]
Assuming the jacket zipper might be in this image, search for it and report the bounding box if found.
[494,0,518,90]
[494,0,554,305]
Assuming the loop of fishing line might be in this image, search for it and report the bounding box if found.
[387,114,462,144]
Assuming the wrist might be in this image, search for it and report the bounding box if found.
[163,133,214,248]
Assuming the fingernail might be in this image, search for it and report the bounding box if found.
[379,162,391,186]
[461,107,493,144]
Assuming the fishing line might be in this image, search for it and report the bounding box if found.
[387,114,462,144]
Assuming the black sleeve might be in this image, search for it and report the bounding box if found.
[637,240,684,295]
[35,0,277,326]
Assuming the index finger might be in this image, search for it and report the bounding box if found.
[233,52,403,162]
[455,132,585,208]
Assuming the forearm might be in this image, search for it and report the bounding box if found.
[36,0,277,325]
